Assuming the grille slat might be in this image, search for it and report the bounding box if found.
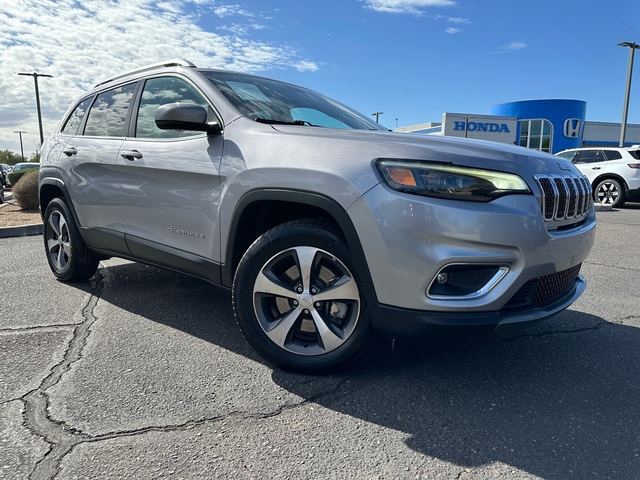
[535,174,592,224]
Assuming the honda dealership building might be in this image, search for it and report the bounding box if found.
[396,99,640,154]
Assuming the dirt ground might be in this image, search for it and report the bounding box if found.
[0,201,41,227]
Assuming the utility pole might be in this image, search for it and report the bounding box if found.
[371,111,384,123]
[618,42,640,147]
[13,131,26,161]
[17,72,53,146]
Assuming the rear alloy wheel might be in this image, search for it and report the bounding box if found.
[595,178,626,207]
[233,220,372,374]
[44,198,99,282]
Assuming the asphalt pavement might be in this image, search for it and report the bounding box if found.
[1,205,639,479]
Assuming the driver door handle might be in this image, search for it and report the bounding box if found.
[121,150,143,160]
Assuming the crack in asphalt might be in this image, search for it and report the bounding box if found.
[25,272,104,480]
[495,320,611,342]
[57,376,352,457]
[0,325,79,334]
[20,267,353,480]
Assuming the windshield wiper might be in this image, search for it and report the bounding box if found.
[254,117,317,127]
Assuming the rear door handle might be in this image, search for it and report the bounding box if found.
[62,147,77,157]
[121,150,143,160]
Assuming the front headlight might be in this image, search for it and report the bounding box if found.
[376,160,531,202]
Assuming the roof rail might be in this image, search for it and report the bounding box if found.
[93,59,197,88]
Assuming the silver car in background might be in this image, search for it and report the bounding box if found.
[39,60,596,373]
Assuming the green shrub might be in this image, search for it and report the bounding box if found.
[8,168,39,186]
[12,170,39,210]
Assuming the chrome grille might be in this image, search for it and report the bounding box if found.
[534,174,591,223]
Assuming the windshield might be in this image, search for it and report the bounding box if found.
[201,71,386,131]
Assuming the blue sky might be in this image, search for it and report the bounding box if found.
[1,0,639,154]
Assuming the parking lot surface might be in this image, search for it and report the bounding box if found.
[1,206,639,479]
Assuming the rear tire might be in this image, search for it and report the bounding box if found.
[43,198,99,282]
[232,219,373,374]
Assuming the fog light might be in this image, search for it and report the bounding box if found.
[428,264,509,299]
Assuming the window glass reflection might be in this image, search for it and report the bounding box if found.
[84,83,137,137]
[136,77,209,138]
[62,97,93,135]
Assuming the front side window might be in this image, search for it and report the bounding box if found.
[135,77,210,139]
[84,83,137,137]
[572,150,605,164]
[556,151,576,161]
[202,71,385,131]
[61,97,93,135]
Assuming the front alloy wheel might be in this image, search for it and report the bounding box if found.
[233,220,372,373]
[595,178,625,207]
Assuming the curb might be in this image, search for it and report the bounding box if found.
[0,223,43,239]
[594,204,613,212]
[0,193,43,238]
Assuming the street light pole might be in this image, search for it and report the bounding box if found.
[371,111,383,123]
[618,42,640,147]
[17,72,53,147]
[13,131,27,161]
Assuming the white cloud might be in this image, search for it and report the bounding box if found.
[294,61,320,72]
[494,42,528,53]
[444,16,469,24]
[0,0,311,154]
[446,27,461,34]
[363,0,455,15]
[213,4,255,18]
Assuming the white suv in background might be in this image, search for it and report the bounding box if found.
[556,146,640,207]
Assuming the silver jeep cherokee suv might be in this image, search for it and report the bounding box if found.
[39,60,596,373]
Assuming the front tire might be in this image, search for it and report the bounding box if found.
[232,220,373,374]
[595,178,626,207]
[43,198,99,282]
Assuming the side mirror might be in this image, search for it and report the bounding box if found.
[155,103,221,134]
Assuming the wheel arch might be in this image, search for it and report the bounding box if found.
[39,176,68,213]
[590,173,629,194]
[39,176,90,245]
[221,189,374,289]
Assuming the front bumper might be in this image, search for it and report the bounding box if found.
[347,181,595,337]
[364,274,586,338]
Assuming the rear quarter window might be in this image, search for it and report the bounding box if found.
[603,150,623,160]
[61,97,93,135]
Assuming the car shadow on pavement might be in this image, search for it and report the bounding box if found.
[89,260,637,479]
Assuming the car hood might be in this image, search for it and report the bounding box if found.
[223,119,582,201]
[269,124,581,180]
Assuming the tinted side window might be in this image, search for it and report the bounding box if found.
[84,83,137,137]
[572,150,605,164]
[135,77,209,139]
[556,151,575,161]
[603,150,623,160]
[61,97,93,135]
